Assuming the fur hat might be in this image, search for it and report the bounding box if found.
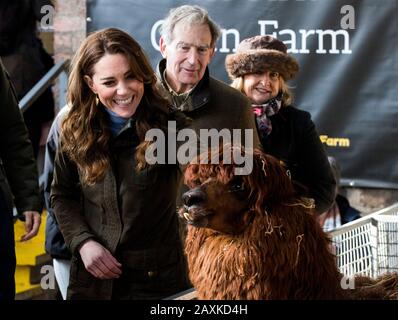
[225,35,299,81]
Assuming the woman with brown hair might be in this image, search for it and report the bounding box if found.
[225,35,336,215]
[50,28,189,299]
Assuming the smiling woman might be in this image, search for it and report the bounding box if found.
[84,53,144,119]
[226,35,337,216]
[50,28,190,300]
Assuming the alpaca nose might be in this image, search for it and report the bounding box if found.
[182,188,206,207]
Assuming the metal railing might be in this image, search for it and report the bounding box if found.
[17,59,69,187]
[19,59,69,113]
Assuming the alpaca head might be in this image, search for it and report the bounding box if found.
[181,145,349,300]
[180,145,297,235]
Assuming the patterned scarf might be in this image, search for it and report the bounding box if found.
[252,92,283,138]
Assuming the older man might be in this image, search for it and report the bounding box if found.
[158,5,260,149]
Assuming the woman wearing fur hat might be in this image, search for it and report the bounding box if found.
[225,35,336,215]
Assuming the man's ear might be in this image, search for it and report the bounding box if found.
[159,37,167,58]
[84,75,96,93]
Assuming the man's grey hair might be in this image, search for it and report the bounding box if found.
[160,5,221,47]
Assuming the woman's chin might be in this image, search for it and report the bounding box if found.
[111,105,137,118]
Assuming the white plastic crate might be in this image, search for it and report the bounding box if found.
[329,203,398,278]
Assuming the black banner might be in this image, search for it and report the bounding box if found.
[87,0,398,189]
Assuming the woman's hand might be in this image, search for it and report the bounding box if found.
[79,239,122,279]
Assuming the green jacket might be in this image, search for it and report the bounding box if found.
[51,108,189,300]
[0,59,41,215]
[157,59,260,149]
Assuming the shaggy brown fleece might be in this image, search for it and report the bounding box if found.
[180,146,398,300]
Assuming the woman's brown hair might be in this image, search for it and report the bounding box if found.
[62,28,169,185]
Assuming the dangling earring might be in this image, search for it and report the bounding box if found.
[95,94,99,106]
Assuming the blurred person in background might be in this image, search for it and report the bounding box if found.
[43,106,71,300]
[0,59,42,301]
[0,0,55,158]
[317,156,361,231]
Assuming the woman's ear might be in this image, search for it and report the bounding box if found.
[84,75,96,93]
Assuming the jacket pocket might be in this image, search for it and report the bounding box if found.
[68,256,93,288]
[130,166,158,188]
[118,245,188,298]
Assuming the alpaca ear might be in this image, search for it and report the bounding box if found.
[264,155,295,201]
[249,152,295,207]
[245,169,268,212]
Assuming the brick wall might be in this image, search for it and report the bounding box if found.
[54,0,87,63]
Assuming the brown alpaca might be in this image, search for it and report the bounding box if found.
[179,146,398,300]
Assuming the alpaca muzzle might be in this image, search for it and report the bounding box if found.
[179,204,214,228]
[182,188,207,207]
[180,188,214,227]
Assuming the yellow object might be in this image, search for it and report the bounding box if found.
[14,211,48,294]
[14,265,37,293]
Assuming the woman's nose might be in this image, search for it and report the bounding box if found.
[117,82,129,94]
[260,77,270,86]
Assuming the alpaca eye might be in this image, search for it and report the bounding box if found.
[229,182,244,193]
[192,179,201,186]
